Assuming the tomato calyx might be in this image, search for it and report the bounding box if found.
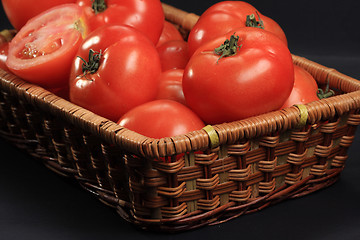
[91,0,107,14]
[78,49,102,77]
[317,80,335,99]
[245,12,264,29]
[214,34,241,63]
[0,29,17,44]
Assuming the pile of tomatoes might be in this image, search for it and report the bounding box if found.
[0,0,322,139]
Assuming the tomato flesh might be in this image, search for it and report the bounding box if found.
[6,4,87,89]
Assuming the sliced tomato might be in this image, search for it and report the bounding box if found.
[6,4,88,89]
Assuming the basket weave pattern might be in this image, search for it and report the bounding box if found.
[1,3,360,232]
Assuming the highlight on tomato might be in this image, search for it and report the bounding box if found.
[156,69,186,105]
[117,99,205,139]
[76,0,165,45]
[5,4,88,89]
[281,65,320,109]
[187,1,287,56]
[183,27,294,124]
[69,25,162,122]
[1,0,77,31]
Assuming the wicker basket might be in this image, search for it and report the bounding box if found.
[1,3,360,232]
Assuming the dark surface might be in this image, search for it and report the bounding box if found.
[1,1,360,239]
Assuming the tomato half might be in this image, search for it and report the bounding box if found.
[1,0,77,30]
[157,40,190,71]
[6,4,88,89]
[77,0,164,45]
[69,25,161,122]
[117,99,205,139]
[183,28,294,124]
[281,65,319,109]
[156,69,186,105]
[187,1,287,56]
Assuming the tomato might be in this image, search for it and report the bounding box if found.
[69,25,161,122]
[0,29,17,71]
[0,43,9,71]
[117,99,205,139]
[281,65,319,109]
[156,20,184,47]
[182,28,294,124]
[1,0,77,30]
[77,0,164,45]
[156,69,186,105]
[157,40,190,71]
[6,4,88,89]
[187,1,287,56]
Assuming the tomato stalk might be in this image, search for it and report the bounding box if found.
[245,11,264,29]
[214,34,241,63]
[92,0,107,14]
[317,79,335,99]
[78,49,102,76]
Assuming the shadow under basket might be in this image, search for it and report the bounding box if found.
[1,3,360,233]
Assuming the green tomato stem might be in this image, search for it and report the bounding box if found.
[214,34,241,63]
[245,11,264,29]
[92,0,107,14]
[78,49,102,75]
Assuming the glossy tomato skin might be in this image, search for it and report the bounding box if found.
[156,21,184,47]
[77,0,164,45]
[183,28,294,124]
[6,4,88,89]
[156,69,186,105]
[70,25,162,122]
[117,100,205,139]
[0,42,9,71]
[187,1,287,56]
[157,40,190,71]
[281,65,319,109]
[1,0,77,30]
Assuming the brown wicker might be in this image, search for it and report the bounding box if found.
[1,3,360,232]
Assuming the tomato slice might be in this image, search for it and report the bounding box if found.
[6,4,88,89]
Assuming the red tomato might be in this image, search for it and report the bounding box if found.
[0,29,17,71]
[157,40,190,71]
[183,28,294,124]
[117,100,205,139]
[281,65,319,109]
[77,0,164,45]
[1,0,76,30]
[0,42,9,71]
[187,1,287,56]
[156,69,186,105]
[69,25,161,122]
[5,4,88,89]
[156,21,184,47]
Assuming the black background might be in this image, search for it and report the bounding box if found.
[1,1,360,239]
